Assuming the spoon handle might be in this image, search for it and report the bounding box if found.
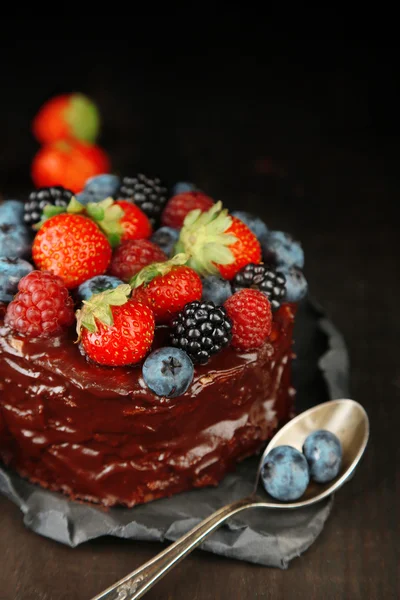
[90,496,255,600]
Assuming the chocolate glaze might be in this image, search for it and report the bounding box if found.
[0,305,295,507]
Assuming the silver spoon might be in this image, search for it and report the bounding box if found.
[91,398,369,600]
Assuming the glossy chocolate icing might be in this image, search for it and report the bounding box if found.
[0,305,295,507]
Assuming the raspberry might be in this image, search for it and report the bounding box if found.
[223,288,272,350]
[5,271,75,337]
[109,239,167,283]
[161,191,214,229]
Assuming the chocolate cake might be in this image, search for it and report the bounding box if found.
[0,178,307,507]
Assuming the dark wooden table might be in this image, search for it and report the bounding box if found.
[1,42,399,599]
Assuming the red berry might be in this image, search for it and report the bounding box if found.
[81,300,155,366]
[132,265,202,324]
[162,191,214,229]
[217,217,262,280]
[5,271,75,338]
[31,139,110,193]
[32,93,100,145]
[110,239,167,283]
[115,200,152,242]
[224,289,272,350]
[32,213,112,289]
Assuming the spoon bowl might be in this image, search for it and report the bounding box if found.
[253,398,370,507]
[92,399,369,599]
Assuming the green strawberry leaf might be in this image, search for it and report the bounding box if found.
[32,204,68,231]
[130,253,188,288]
[67,196,86,214]
[66,93,100,143]
[173,201,237,276]
[86,198,124,248]
[76,283,131,339]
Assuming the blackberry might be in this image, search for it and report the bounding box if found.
[118,174,168,226]
[171,300,232,364]
[24,186,73,226]
[232,263,286,311]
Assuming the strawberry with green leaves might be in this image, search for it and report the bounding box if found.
[32,197,124,288]
[32,196,152,288]
[175,202,262,280]
[131,254,202,323]
[76,284,155,366]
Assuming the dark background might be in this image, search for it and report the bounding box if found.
[0,31,399,599]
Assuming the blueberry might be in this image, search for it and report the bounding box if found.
[0,200,25,226]
[262,231,304,269]
[0,257,34,302]
[261,445,310,501]
[201,275,232,305]
[0,223,31,258]
[77,275,123,302]
[281,266,308,303]
[303,430,342,483]
[78,174,121,205]
[231,211,269,243]
[142,347,194,398]
[151,226,179,256]
[171,182,198,196]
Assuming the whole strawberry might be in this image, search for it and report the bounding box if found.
[224,288,272,350]
[110,239,167,282]
[32,213,112,289]
[31,139,110,192]
[175,202,261,280]
[32,93,100,145]
[162,191,214,229]
[114,200,152,242]
[5,271,75,337]
[76,284,155,366]
[131,255,202,323]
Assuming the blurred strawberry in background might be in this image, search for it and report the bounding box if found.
[32,93,100,144]
[31,93,111,191]
[31,139,110,192]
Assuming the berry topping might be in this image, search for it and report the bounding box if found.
[303,430,342,483]
[110,239,167,283]
[0,222,31,259]
[131,255,202,324]
[151,226,179,257]
[24,186,74,227]
[282,266,308,303]
[76,284,155,366]
[142,347,194,398]
[77,275,123,302]
[32,213,112,289]
[5,270,74,337]
[171,300,232,364]
[32,93,100,145]
[261,446,310,501]
[231,211,269,243]
[162,191,214,229]
[78,174,121,205]
[0,223,31,258]
[232,263,286,311]
[262,231,304,270]
[224,288,272,350]
[114,200,152,242]
[0,257,34,303]
[31,139,110,192]
[201,275,232,305]
[0,200,25,226]
[118,174,168,226]
[170,182,198,196]
[175,202,261,280]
